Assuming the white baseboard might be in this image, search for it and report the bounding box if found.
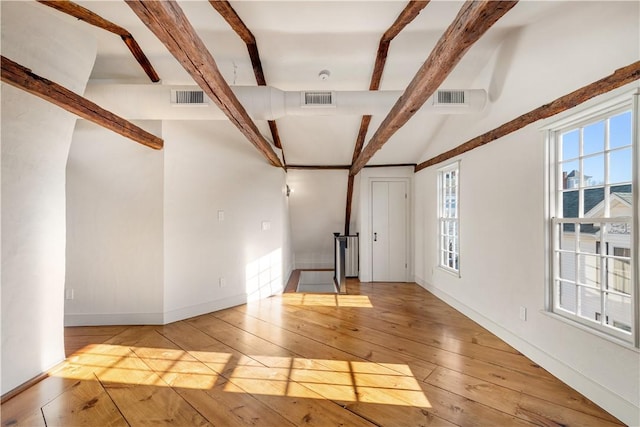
[163,293,248,324]
[414,275,639,427]
[66,268,295,328]
[64,295,254,327]
[65,312,164,326]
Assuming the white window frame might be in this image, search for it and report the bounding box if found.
[438,162,460,275]
[544,89,639,347]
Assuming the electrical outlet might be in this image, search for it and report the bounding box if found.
[261,221,271,231]
[219,277,226,288]
[217,210,224,221]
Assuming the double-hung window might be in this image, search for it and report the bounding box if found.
[439,162,460,273]
[546,90,638,345]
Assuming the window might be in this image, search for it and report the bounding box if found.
[546,92,637,345]
[439,162,459,273]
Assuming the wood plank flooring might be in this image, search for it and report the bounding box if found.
[1,280,625,426]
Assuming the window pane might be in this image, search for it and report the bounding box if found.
[609,148,632,184]
[607,256,631,295]
[561,161,579,189]
[578,254,600,288]
[583,155,604,187]
[562,191,579,218]
[583,120,605,155]
[558,225,576,249]
[578,286,600,321]
[605,293,632,333]
[558,281,576,313]
[610,111,632,149]
[558,252,575,281]
[583,188,604,217]
[561,129,579,160]
[579,237,599,255]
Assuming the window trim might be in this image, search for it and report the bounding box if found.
[438,161,461,276]
[543,88,639,347]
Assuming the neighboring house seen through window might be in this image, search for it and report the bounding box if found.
[547,92,637,345]
[439,162,460,274]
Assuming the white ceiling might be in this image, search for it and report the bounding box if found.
[49,1,567,166]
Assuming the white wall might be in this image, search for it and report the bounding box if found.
[414,2,639,424]
[1,2,96,394]
[163,120,291,322]
[287,169,347,269]
[65,121,164,326]
[64,118,291,326]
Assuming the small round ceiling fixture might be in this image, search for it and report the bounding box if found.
[318,69,331,81]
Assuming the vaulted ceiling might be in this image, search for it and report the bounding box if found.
[32,0,569,167]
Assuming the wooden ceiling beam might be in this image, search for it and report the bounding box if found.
[345,0,429,235]
[344,174,355,235]
[37,0,160,83]
[351,2,429,165]
[126,0,283,168]
[415,61,640,172]
[350,0,518,176]
[208,0,255,44]
[287,165,351,170]
[287,163,417,171]
[209,0,283,151]
[1,55,163,150]
[381,1,431,42]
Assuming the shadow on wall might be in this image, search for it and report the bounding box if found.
[488,27,522,103]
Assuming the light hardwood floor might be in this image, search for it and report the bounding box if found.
[1,280,625,426]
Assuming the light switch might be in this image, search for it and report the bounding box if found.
[261,221,271,231]
[218,210,224,221]
[519,306,527,321]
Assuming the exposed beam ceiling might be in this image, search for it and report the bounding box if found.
[415,61,640,172]
[345,0,430,235]
[126,0,283,168]
[350,0,518,176]
[209,0,284,152]
[37,0,160,83]
[1,55,163,150]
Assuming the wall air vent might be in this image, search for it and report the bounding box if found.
[435,90,466,106]
[171,90,209,105]
[302,91,335,107]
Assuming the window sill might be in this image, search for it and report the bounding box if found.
[540,310,639,352]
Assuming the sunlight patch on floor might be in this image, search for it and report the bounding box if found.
[51,345,430,407]
[281,293,373,308]
[53,344,228,390]
[225,356,431,407]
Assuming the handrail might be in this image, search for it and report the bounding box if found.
[333,232,359,294]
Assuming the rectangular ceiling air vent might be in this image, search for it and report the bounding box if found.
[435,90,466,106]
[302,91,334,106]
[171,90,209,105]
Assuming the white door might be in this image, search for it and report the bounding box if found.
[372,181,407,282]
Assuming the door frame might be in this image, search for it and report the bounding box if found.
[364,175,412,282]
